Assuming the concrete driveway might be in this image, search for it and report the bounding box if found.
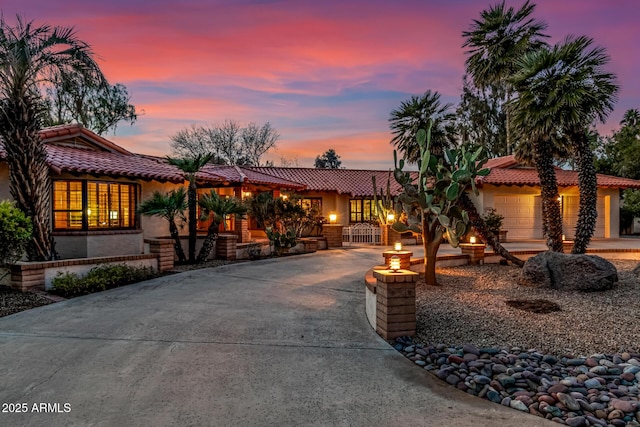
[0,247,551,426]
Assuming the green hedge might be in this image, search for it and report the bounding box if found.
[51,264,159,298]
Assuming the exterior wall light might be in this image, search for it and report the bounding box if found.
[329,213,337,224]
[387,213,395,222]
[469,236,477,244]
[389,255,401,272]
[562,234,566,241]
[394,241,402,251]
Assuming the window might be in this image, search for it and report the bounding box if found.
[349,199,377,223]
[300,198,322,215]
[53,180,138,230]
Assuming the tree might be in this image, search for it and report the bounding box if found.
[0,16,105,260]
[196,191,247,263]
[462,0,548,154]
[314,149,342,168]
[454,76,507,157]
[44,76,137,135]
[167,154,214,263]
[511,36,618,253]
[170,120,279,166]
[597,109,640,179]
[139,188,187,263]
[392,124,491,285]
[0,200,32,281]
[389,90,456,162]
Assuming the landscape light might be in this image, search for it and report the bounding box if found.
[469,236,477,244]
[387,213,395,222]
[394,241,402,251]
[389,255,401,272]
[329,213,337,223]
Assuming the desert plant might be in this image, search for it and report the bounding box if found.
[139,188,188,263]
[372,172,395,225]
[391,122,490,285]
[481,208,504,235]
[196,191,247,263]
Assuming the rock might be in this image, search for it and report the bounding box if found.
[548,384,569,394]
[474,375,491,385]
[517,252,618,291]
[492,364,508,374]
[487,390,502,403]
[462,344,480,355]
[496,373,516,387]
[445,374,461,386]
[542,355,558,364]
[509,400,528,411]
[566,358,587,366]
[608,409,625,420]
[448,355,464,365]
[611,399,639,412]
[557,392,581,411]
[463,353,478,363]
[585,378,603,389]
[565,416,587,427]
[585,415,607,426]
[589,366,607,375]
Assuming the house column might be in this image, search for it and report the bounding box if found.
[217,234,238,260]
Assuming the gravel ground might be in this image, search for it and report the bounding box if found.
[0,285,54,318]
[416,259,640,357]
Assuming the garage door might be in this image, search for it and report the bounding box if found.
[562,196,605,239]
[493,195,543,239]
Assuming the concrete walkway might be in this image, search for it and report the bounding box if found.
[0,248,556,426]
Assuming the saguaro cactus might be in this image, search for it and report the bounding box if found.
[391,123,490,285]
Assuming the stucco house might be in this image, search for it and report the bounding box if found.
[1,124,639,260]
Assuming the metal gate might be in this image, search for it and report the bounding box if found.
[342,223,381,245]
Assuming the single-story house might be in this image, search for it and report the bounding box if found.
[1,124,639,260]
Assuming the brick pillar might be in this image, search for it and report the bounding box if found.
[460,243,486,264]
[373,269,418,340]
[381,224,390,246]
[235,218,251,243]
[217,234,238,260]
[10,263,45,292]
[388,227,403,245]
[146,238,175,272]
[322,225,344,248]
[382,250,413,269]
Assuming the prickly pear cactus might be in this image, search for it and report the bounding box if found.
[390,121,489,285]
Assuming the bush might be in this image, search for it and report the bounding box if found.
[482,208,504,235]
[0,200,32,266]
[51,264,158,298]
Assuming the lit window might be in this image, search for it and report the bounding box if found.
[53,180,138,230]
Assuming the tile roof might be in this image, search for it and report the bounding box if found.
[46,145,184,183]
[198,165,306,189]
[478,157,640,189]
[249,167,408,197]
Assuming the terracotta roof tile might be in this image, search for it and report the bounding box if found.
[46,145,184,183]
[479,158,640,189]
[197,165,306,189]
[249,167,408,197]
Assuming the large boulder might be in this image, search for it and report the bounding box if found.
[518,252,617,292]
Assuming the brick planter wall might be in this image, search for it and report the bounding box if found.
[216,234,238,260]
[322,225,344,248]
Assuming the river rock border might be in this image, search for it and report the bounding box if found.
[395,337,640,426]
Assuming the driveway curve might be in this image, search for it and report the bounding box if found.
[0,248,552,426]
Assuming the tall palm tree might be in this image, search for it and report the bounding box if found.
[139,188,188,263]
[621,109,640,128]
[0,16,104,260]
[512,36,618,254]
[462,0,548,155]
[196,191,247,263]
[167,154,214,263]
[389,90,456,162]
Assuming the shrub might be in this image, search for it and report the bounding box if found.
[51,264,158,298]
[0,200,32,267]
[482,208,504,235]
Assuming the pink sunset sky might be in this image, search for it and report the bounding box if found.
[2,0,639,169]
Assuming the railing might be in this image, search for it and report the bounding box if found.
[342,223,381,245]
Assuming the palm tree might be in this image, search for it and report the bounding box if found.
[139,188,188,263]
[389,90,456,162]
[621,109,640,128]
[462,0,548,155]
[0,16,104,260]
[512,36,618,253]
[167,154,214,263]
[196,191,247,263]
